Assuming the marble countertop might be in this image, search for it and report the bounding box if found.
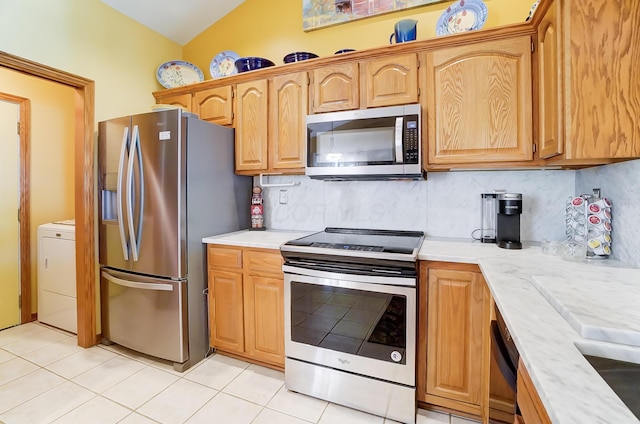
[203,230,640,423]
[202,229,313,249]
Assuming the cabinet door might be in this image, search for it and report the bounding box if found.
[564,0,640,159]
[537,0,563,159]
[426,268,488,407]
[311,63,359,113]
[517,359,552,424]
[235,80,268,172]
[362,53,418,108]
[244,275,285,367]
[193,85,234,126]
[269,72,308,170]
[209,269,244,354]
[425,37,533,165]
[155,93,192,111]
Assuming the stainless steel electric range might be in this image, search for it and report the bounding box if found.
[281,228,424,424]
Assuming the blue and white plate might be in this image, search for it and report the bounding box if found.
[210,50,240,78]
[156,61,204,89]
[436,0,488,36]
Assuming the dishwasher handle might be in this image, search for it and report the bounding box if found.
[102,271,173,292]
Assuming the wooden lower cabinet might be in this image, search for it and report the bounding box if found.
[418,261,491,419]
[208,269,244,353]
[517,359,552,424]
[207,244,285,368]
[244,275,285,365]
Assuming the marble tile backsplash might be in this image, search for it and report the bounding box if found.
[256,159,638,267]
[576,158,640,268]
[258,169,576,242]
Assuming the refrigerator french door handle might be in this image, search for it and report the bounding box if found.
[126,125,141,262]
[394,117,404,164]
[134,125,145,260]
[102,271,174,292]
[117,126,130,260]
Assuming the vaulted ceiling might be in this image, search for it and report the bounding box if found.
[100,0,245,45]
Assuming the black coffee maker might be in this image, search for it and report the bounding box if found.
[496,193,522,249]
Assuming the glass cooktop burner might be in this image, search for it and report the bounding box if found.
[284,228,424,255]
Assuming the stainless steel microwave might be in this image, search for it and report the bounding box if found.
[305,104,422,180]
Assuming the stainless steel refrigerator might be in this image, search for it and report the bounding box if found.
[98,109,250,371]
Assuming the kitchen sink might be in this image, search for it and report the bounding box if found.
[576,341,640,419]
[583,355,640,419]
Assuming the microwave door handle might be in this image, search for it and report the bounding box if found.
[394,117,404,164]
[117,126,129,260]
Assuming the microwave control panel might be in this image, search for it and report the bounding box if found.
[404,116,419,164]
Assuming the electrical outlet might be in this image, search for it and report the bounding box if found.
[279,190,288,204]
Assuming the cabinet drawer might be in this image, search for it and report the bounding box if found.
[245,249,283,276]
[208,246,243,269]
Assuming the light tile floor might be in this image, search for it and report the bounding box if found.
[0,323,480,424]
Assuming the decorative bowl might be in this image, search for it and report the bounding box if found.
[234,57,276,73]
[334,49,356,54]
[283,52,319,64]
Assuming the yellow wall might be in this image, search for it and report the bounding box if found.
[185,0,535,79]
[0,68,75,313]
[0,0,183,122]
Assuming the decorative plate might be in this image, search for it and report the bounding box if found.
[210,50,241,78]
[525,0,541,21]
[436,0,488,36]
[156,61,204,89]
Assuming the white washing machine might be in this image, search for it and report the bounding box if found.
[37,220,77,333]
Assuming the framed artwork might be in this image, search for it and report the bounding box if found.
[303,0,446,31]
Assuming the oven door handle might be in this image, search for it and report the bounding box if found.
[282,265,416,287]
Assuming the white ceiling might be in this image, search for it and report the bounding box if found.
[101,0,245,45]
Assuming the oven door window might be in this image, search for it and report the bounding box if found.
[308,117,397,167]
[290,281,406,364]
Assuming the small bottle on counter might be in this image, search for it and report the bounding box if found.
[250,186,266,231]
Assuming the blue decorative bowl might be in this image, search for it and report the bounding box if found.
[334,49,356,54]
[283,52,319,64]
[234,57,276,73]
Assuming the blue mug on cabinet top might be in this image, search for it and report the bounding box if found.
[390,19,417,44]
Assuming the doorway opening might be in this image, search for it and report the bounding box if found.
[0,52,96,347]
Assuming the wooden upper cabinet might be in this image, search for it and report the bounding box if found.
[155,93,192,111]
[361,53,419,108]
[235,79,268,172]
[537,0,563,159]
[193,85,234,126]
[424,36,533,166]
[311,62,359,113]
[562,0,640,160]
[269,72,308,171]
